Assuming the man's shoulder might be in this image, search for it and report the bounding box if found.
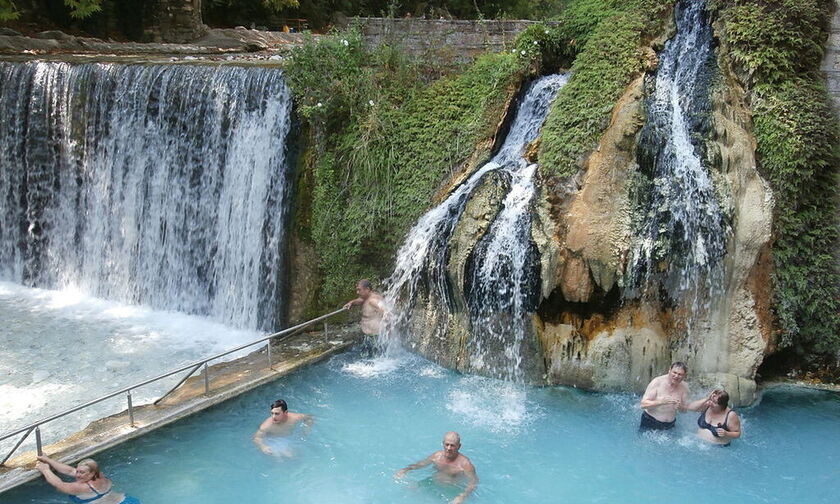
[649,374,667,386]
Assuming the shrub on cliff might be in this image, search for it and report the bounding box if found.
[711,0,840,359]
[537,0,671,177]
[285,30,527,307]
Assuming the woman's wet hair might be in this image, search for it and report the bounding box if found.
[271,399,288,412]
[715,391,730,408]
[77,459,101,479]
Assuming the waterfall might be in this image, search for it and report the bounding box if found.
[0,62,294,331]
[384,74,568,379]
[627,0,728,329]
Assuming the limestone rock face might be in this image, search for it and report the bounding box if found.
[403,44,774,407]
[530,58,773,407]
[448,171,508,291]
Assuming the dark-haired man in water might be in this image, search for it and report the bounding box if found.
[639,362,690,432]
[253,399,313,457]
[394,431,478,504]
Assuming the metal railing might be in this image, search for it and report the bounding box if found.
[0,307,347,466]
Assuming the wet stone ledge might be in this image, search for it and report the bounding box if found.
[0,327,360,494]
[0,27,308,57]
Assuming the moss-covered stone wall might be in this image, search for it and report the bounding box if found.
[710,0,840,361]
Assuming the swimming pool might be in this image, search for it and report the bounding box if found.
[5,349,838,503]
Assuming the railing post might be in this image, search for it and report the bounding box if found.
[267,341,272,369]
[324,322,328,344]
[127,391,135,427]
[35,426,42,456]
[203,363,210,395]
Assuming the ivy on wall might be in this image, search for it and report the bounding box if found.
[710,0,840,357]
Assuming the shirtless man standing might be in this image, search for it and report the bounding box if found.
[343,279,386,335]
[394,431,478,504]
[639,362,690,432]
[253,399,313,457]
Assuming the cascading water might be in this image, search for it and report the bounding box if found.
[627,0,728,330]
[384,74,568,379]
[464,163,543,378]
[0,62,294,331]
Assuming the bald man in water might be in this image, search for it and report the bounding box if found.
[394,431,478,504]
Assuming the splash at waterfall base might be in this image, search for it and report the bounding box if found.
[383,2,775,407]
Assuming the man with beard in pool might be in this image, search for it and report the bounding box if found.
[394,431,478,504]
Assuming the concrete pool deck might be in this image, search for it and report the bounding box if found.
[0,326,361,494]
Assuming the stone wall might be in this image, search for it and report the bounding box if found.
[822,1,840,112]
[822,1,840,267]
[347,17,556,62]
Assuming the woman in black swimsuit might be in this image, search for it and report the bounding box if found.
[691,389,742,446]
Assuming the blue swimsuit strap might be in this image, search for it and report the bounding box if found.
[68,483,112,504]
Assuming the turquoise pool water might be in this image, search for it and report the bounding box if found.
[6,350,839,503]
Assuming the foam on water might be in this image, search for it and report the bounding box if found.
[0,281,261,452]
[4,352,839,504]
[341,356,404,379]
[445,376,536,434]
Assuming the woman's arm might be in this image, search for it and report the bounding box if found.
[35,462,88,495]
[719,411,742,439]
[36,455,77,477]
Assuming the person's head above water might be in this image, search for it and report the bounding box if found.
[75,459,101,482]
[442,431,461,460]
[270,399,288,422]
[668,362,687,384]
[712,390,729,409]
[356,279,373,298]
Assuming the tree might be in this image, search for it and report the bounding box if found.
[0,0,103,20]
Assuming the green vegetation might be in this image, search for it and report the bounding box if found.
[711,0,840,357]
[537,0,671,176]
[1,0,102,20]
[204,1,567,30]
[285,30,527,306]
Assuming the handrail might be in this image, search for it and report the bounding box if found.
[0,307,347,465]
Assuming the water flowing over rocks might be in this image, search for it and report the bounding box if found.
[391,0,775,405]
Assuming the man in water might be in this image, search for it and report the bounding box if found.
[253,399,313,457]
[394,431,478,504]
[639,361,690,432]
[343,279,386,336]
